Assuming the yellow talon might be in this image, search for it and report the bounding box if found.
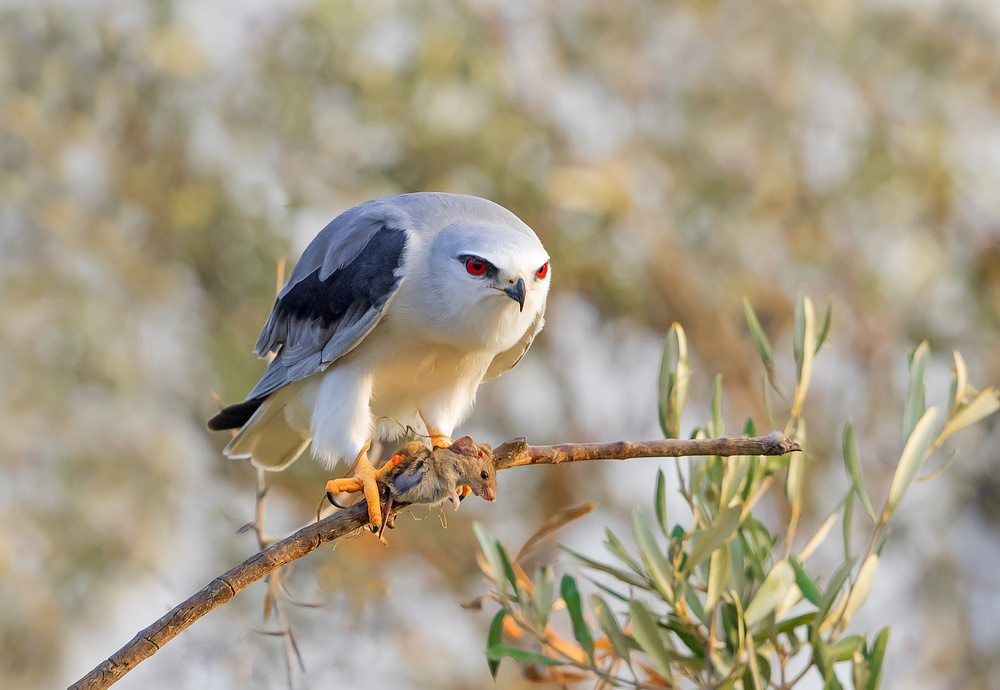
[431,434,453,449]
[323,441,385,529]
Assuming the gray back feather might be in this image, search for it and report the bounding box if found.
[246,202,410,399]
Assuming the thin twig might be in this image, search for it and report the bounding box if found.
[69,431,798,690]
[493,430,798,469]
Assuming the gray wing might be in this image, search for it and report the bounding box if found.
[245,206,408,400]
[482,307,546,382]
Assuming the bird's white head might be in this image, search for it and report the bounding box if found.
[419,220,551,352]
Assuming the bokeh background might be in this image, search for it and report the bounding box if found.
[3,0,999,688]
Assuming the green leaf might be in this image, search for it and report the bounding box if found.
[560,546,650,590]
[720,455,750,509]
[739,521,772,582]
[788,557,822,606]
[814,299,833,356]
[903,342,929,439]
[686,504,743,572]
[560,575,595,661]
[810,626,833,679]
[658,324,690,439]
[825,674,845,690]
[486,644,563,667]
[710,373,725,438]
[628,599,674,679]
[584,575,631,603]
[744,416,758,437]
[885,407,939,515]
[532,565,555,630]
[798,510,838,562]
[830,634,864,662]
[939,388,1000,440]
[655,469,669,538]
[474,523,507,599]
[867,627,890,690]
[663,614,706,657]
[852,652,871,690]
[814,558,856,629]
[843,422,877,520]
[486,609,506,679]
[604,528,645,576]
[706,543,731,608]
[728,537,747,597]
[784,450,805,522]
[632,509,675,602]
[591,594,631,660]
[743,297,780,392]
[685,584,705,620]
[791,288,816,418]
[744,559,797,627]
[496,541,520,597]
[947,350,968,419]
[843,491,854,561]
[764,612,816,639]
[841,554,879,627]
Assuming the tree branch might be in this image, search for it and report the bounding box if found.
[493,429,799,469]
[69,431,798,690]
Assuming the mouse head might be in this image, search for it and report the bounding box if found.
[449,436,497,502]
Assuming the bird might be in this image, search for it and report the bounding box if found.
[208,192,550,529]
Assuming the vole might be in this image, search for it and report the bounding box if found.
[325,436,498,538]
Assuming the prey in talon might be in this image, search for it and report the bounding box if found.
[377,437,497,538]
[321,437,497,536]
[385,436,497,506]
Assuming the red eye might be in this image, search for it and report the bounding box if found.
[536,262,549,279]
[466,257,487,275]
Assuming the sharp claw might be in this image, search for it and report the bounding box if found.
[326,491,348,509]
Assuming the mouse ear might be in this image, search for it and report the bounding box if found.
[478,442,493,455]
[450,436,476,455]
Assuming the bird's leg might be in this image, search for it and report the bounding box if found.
[324,440,385,530]
[419,412,453,449]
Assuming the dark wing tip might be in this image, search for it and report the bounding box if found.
[207,398,265,431]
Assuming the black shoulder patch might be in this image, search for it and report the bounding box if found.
[274,225,406,331]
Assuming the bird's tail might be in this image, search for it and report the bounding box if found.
[223,397,311,471]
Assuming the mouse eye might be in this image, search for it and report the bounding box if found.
[480,470,489,480]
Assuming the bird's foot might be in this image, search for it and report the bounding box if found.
[419,413,453,449]
[431,434,453,449]
[324,442,387,531]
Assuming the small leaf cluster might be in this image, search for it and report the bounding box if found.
[476,290,998,688]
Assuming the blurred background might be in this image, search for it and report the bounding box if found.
[2,0,999,688]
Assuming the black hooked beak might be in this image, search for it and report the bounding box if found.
[503,277,526,312]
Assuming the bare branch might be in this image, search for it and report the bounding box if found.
[494,429,799,469]
[68,431,797,690]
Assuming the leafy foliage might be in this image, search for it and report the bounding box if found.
[475,295,998,688]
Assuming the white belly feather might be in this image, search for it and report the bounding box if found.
[301,315,496,467]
